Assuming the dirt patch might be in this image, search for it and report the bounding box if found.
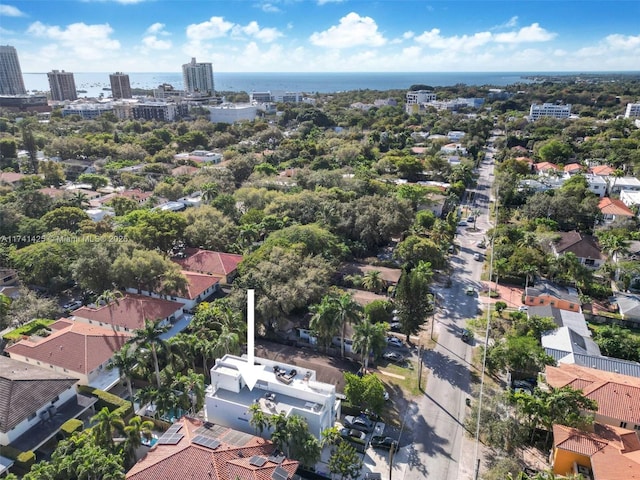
[480,282,525,308]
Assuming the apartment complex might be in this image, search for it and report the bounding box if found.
[529,103,572,120]
[204,354,340,439]
[249,90,303,103]
[0,45,26,95]
[109,72,132,99]
[406,90,437,104]
[132,101,188,121]
[624,102,640,118]
[182,57,214,95]
[47,70,77,101]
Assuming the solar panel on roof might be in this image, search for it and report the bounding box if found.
[157,433,183,445]
[166,424,183,434]
[268,454,285,464]
[249,456,267,467]
[272,466,289,480]
[192,435,221,450]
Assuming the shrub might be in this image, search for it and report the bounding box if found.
[77,386,133,418]
[2,319,54,341]
[15,450,36,471]
[60,418,83,437]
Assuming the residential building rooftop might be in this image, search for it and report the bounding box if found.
[526,281,581,304]
[557,352,640,379]
[174,248,243,277]
[0,356,78,434]
[598,197,634,217]
[553,231,605,262]
[125,416,299,480]
[6,319,131,376]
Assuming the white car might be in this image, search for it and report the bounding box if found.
[387,336,403,348]
[518,305,529,312]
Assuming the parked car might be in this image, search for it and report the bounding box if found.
[63,300,83,311]
[370,435,398,450]
[518,305,529,312]
[387,336,403,348]
[461,329,474,343]
[340,428,366,442]
[389,321,402,332]
[383,351,404,364]
[467,216,475,223]
[457,220,468,226]
[344,415,374,433]
[476,241,486,248]
[465,286,476,296]
[473,253,482,261]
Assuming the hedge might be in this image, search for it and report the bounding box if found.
[2,319,55,341]
[0,447,36,475]
[60,418,83,437]
[77,385,133,418]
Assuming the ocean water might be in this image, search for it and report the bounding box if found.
[23,71,537,98]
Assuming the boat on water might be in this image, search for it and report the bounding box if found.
[77,90,87,93]
[102,87,111,91]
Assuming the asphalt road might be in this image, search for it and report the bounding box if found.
[401,138,498,480]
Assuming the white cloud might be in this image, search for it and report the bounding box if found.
[146,22,168,35]
[310,12,386,48]
[414,29,492,51]
[0,26,14,35]
[403,31,415,40]
[143,35,172,50]
[260,3,281,13]
[186,16,234,41]
[492,16,518,30]
[604,33,640,50]
[0,4,25,16]
[494,23,556,43]
[234,21,283,43]
[27,21,120,60]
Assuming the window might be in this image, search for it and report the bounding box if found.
[550,301,555,306]
[539,299,544,304]
[569,304,575,309]
[634,425,640,431]
[620,421,628,428]
[585,259,595,266]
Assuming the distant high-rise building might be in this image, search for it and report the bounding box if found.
[47,70,77,101]
[182,57,214,95]
[0,45,27,95]
[624,103,640,119]
[109,72,132,99]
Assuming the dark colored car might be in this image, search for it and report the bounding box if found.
[344,415,374,433]
[461,329,473,343]
[383,351,404,364]
[370,435,398,450]
[340,428,366,442]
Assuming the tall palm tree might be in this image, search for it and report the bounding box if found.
[248,402,268,436]
[493,258,509,292]
[172,370,205,414]
[309,298,340,352]
[196,337,216,381]
[200,182,219,204]
[71,191,90,209]
[211,326,241,359]
[107,343,138,410]
[122,416,154,467]
[352,317,388,370]
[520,264,538,292]
[334,292,362,358]
[133,319,168,388]
[91,407,125,451]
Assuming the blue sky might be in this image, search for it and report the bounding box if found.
[1,0,639,72]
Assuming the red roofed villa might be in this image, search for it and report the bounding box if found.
[6,319,132,389]
[174,248,243,284]
[598,197,635,224]
[72,294,183,333]
[126,416,299,480]
[535,162,561,174]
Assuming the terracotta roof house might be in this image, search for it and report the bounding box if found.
[6,319,132,390]
[174,248,243,284]
[564,163,584,175]
[0,172,25,185]
[171,165,199,177]
[0,356,96,451]
[552,423,640,480]
[126,270,221,313]
[72,293,184,333]
[551,231,605,269]
[545,363,640,431]
[126,417,299,480]
[598,197,635,224]
[589,165,615,176]
[535,162,561,174]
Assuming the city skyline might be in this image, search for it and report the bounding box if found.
[0,1,639,73]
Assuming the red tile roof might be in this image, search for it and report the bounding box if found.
[564,163,583,173]
[181,270,220,300]
[599,197,635,217]
[0,172,25,184]
[175,249,243,277]
[72,294,183,330]
[126,417,299,480]
[119,189,153,202]
[535,161,560,172]
[546,363,640,424]
[553,424,640,480]
[589,165,615,176]
[6,321,132,375]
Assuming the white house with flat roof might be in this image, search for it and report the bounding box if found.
[204,354,340,440]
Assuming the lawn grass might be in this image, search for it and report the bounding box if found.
[589,322,640,340]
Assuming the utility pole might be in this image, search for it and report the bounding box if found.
[388,441,395,480]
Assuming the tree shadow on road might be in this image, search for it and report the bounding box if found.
[423,348,473,395]
[404,411,452,478]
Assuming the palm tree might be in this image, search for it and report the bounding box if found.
[492,258,509,292]
[248,402,269,436]
[107,343,138,410]
[211,326,241,359]
[196,337,216,381]
[309,298,340,352]
[172,370,205,414]
[133,319,168,388]
[352,317,388,370]
[520,264,538,292]
[91,407,125,451]
[71,191,90,208]
[361,270,385,294]
[333,293,362,358]
[122,416,154,467]
[200,182,219,204]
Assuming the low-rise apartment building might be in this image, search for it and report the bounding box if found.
[529,103,572,120]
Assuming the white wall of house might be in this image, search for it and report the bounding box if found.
[124,287,217,312]
[0,386,76,446]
